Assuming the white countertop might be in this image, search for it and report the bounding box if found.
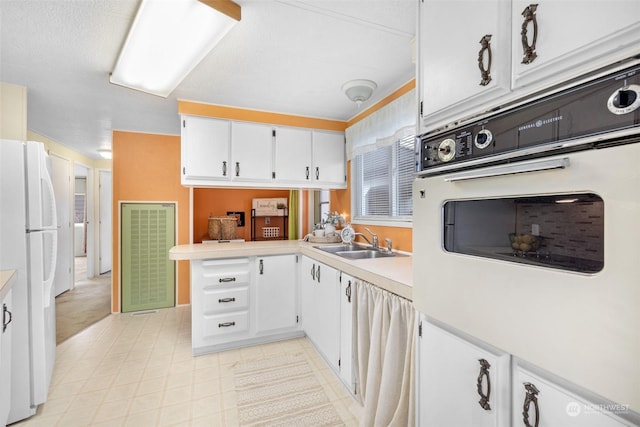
[0,270,16,300]
[169,240,413,300]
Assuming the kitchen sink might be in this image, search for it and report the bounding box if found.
[334,249,396,259]
[314,244,368,253]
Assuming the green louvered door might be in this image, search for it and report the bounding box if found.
[121,203,175,313]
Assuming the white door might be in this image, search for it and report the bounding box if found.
[339,273,354,393]
[311,131,346,187]
[274,127,312,183]
[254,255,297,334]
[231,121,273,182]
[181,116,230,182]
[50,154,72,295]
[99,170,112,274]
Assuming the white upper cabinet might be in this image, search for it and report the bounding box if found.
[274,127,313,183]
[511,0,640,91]
[312,130,346,188]
[419,0,512,132]
[418,0,640,133]
[181,116,230,183]
[231,121,273,182]
[181,115,345,188]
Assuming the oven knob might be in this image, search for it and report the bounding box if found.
[607,84,640,115]
[437,138,456,162]
[474,129,493,149]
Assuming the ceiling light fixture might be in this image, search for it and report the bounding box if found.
[342,79,377,107]
[97,148,112,159]
[110,0,241,97]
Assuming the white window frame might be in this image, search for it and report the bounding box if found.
[350,135,414,228]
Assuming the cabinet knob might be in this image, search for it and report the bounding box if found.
[477,35,493,86]
[219,277,236,283]
[522,382,540,427]
[306,166,310,180]
[315,167,320,180]
[520,4,539,64]
[218,297,236,303]
[311,264,316,280]
[235,162,240,177]
[222,161,227,176]
[259,259,264,275]
[346,280,352,303]
[218,322,236,328]
[476,358,492,410]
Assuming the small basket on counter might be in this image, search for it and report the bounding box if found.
[509,233,542,256]
[262,226,280,239]
[208,216,238,240]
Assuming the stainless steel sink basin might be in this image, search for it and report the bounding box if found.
[334,249,395,259]
[314,244,368,253]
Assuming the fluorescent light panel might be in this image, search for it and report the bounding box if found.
[110,0,239,97]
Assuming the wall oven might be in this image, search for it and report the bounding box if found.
[412,62,640,411]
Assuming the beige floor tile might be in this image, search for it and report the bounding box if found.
[17,307,360,427]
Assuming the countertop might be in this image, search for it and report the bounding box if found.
[169,240,413,300]
[0,270,16,300]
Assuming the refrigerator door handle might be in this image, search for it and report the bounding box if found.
[42,229,58,308]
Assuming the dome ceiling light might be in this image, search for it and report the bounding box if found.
[342,79,377,108]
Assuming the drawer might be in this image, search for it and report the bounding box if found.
[202,286,249,313]
[194,258,251,286]
[201,311,249,338]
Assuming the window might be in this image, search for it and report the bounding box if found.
[352,135,414,223]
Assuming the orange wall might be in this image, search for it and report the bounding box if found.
[193,188,290,242]
[112,131,190,312]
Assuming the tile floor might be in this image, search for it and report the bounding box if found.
[13,306,361,426]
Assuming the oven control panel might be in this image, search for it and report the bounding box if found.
[417,63,640,174]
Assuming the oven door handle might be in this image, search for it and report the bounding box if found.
[444,158,570,182]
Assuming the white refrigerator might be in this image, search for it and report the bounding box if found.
[0,140,58,423]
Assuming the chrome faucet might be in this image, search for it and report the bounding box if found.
[384,238,393,254]
[354,227,379,249]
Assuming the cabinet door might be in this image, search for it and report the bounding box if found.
[312,131,346,188]
[300,256,318,339]
[418,317,511,427]
[419,0,511,132]
[513,366,633,427]
[181,116,230,182]
[255,255,298,334]
[314,261,340,369]
[511,0,640,92]
[231,121,273,182]
[0,290,12,426]
[274,127,313,183]
[300,257,340,369]
[339,273,354,393]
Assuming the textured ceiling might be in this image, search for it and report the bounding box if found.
[0,0,416,159]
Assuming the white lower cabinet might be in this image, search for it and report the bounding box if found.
[0,288,13,426]
[254,255,298,334]
[513,364,635,427]
[417,316,511,427]
[338,273,355,394]
[191,258,252,354]
[300,256,340,370]
[191,255,301,355]
[417,314,637,427]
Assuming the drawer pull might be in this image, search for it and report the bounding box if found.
[477,35,492,86]
[522,382,540,427]
[219,277,236,283]
[3,303,12,333]
[218,321,236,328]
[476,358,491,410]
[218,298,236,303]
[520,4,539,64]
